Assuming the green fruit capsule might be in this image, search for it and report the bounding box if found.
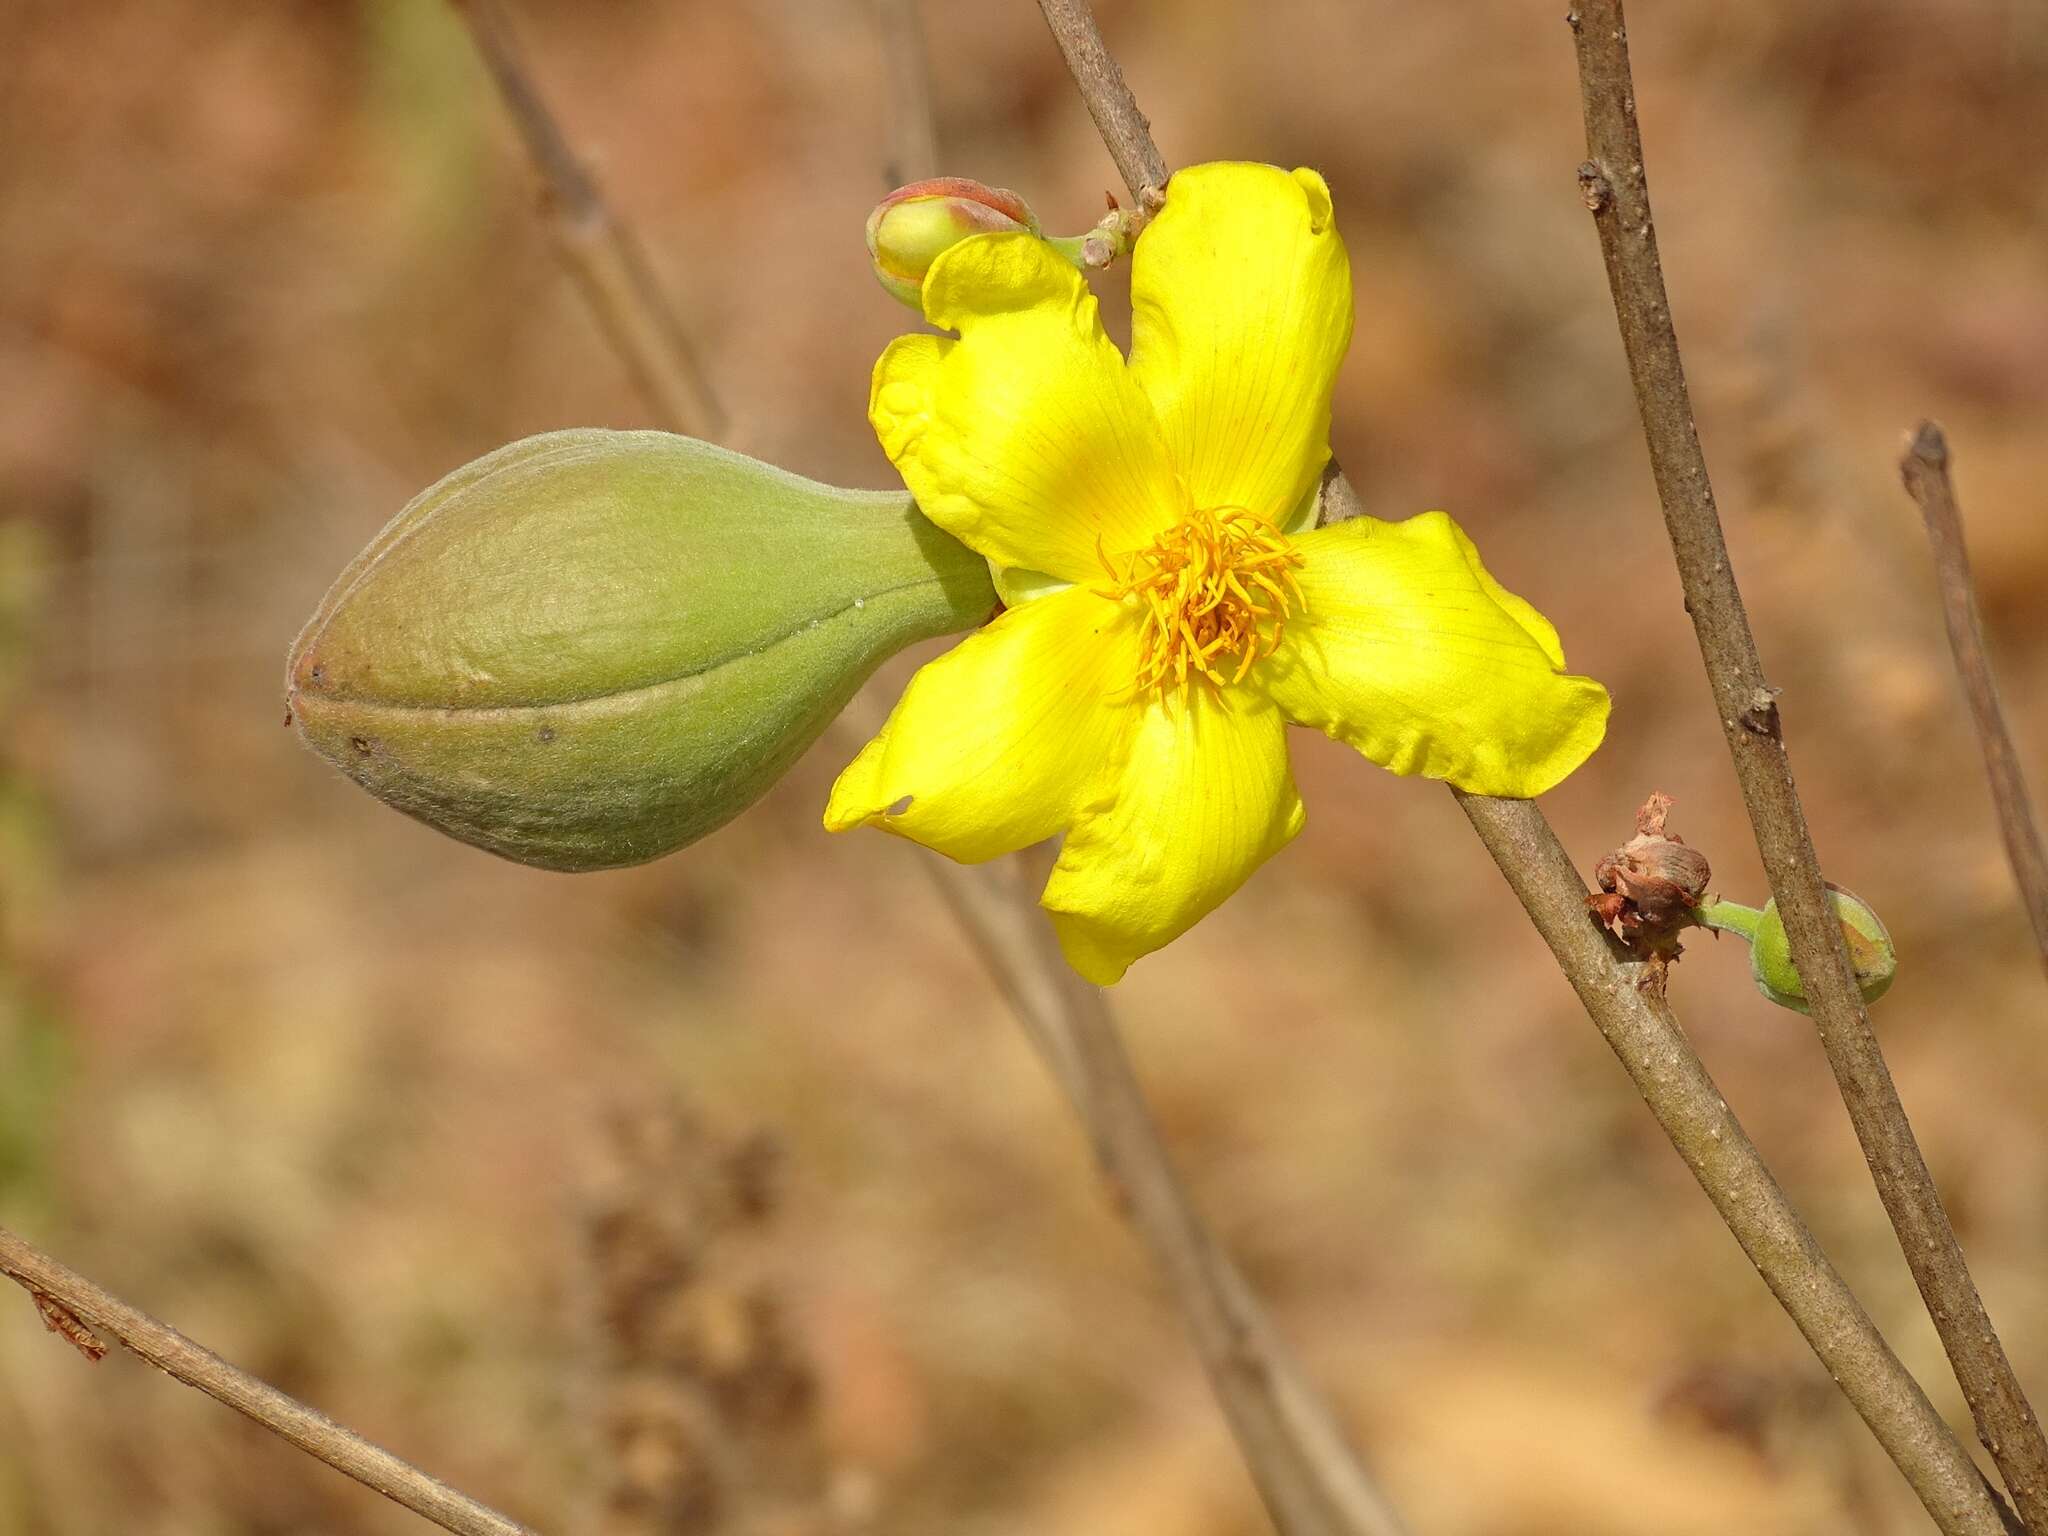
[1748,885,1899,1013]
[286,429,994,871]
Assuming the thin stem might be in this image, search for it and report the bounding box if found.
[1032,0,1169,202]
[1898,421,2048,978]
[1454,795,2016,1536]
[1695,898,1766,943]
[1043,232,1094,267]
[1029,0,2017,1523]
[0,1226,541,1536]
[921,852,1410,1536]
[1567,4,2048,1520]
[907,840,1089,1107]
[1027,3,1365,539]
[450,0,726,440]
[833,674,1406,1536]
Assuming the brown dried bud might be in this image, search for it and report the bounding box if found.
[1590,791,1711,963]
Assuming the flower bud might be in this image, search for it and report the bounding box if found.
[1748,885,1898,1013]
[286,429,995,871]
[866,178,1039,308]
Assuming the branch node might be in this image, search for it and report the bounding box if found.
[3,1225,538,1535]
[1589,790,1711,989]
[1901,419,1951,484]
[1738,686,1783,737]
[1577,160,1612,213]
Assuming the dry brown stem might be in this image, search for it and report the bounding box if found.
[1898,421,2048,978]
[1568,4,2048,1520]
[835,681,1408,1536]
[1032,0,1169,204]
[450,0,726,440]
[919,852,1411,1536]
[1456,796,2015,1536]
[0,1225,540,1536]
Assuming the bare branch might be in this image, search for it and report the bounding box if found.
[1028,2,1366,543]
[450,0,726,440]
[1567,3,2048,1518]
[1456,794,2017,1536]
[876,0,939,185]
[1898,421,2048,978]
[919,853,1411,1536]
[831,662,1409,1535]
[1032,0,1169,204]
[0,1226,541,1536]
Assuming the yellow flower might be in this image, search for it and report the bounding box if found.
[827,162,1609,984]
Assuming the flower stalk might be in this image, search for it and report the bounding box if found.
[1693,897,1764,942]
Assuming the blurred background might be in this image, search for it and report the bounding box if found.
[4,1,2047,1531]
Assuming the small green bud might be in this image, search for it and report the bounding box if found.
[1746,885,1898,1013]
[866,177,1040,307]
[286,429,994,871]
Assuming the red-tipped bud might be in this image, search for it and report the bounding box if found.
[865,178,1040,308]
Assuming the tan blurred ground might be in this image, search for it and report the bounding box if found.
[3,1,2047,1532]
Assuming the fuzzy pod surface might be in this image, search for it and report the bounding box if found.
[287,429,995,870]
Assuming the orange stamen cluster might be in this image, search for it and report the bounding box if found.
[1096,506,1306,698]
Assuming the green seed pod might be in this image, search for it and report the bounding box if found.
[286,429,994,871]
[1748,885,1898,1013]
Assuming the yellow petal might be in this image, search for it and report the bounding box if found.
[825,585,1138,862]
[1043,686,1303,985]
[868,233,1184,585]
[1266,511,1610,798]
[1128,163,1354,527]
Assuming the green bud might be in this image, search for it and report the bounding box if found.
[286,429,994,871]
[866,177,1041,308]
[1743,885,1899,1013]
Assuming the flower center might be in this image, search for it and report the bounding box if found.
[1095,506,1306,697]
